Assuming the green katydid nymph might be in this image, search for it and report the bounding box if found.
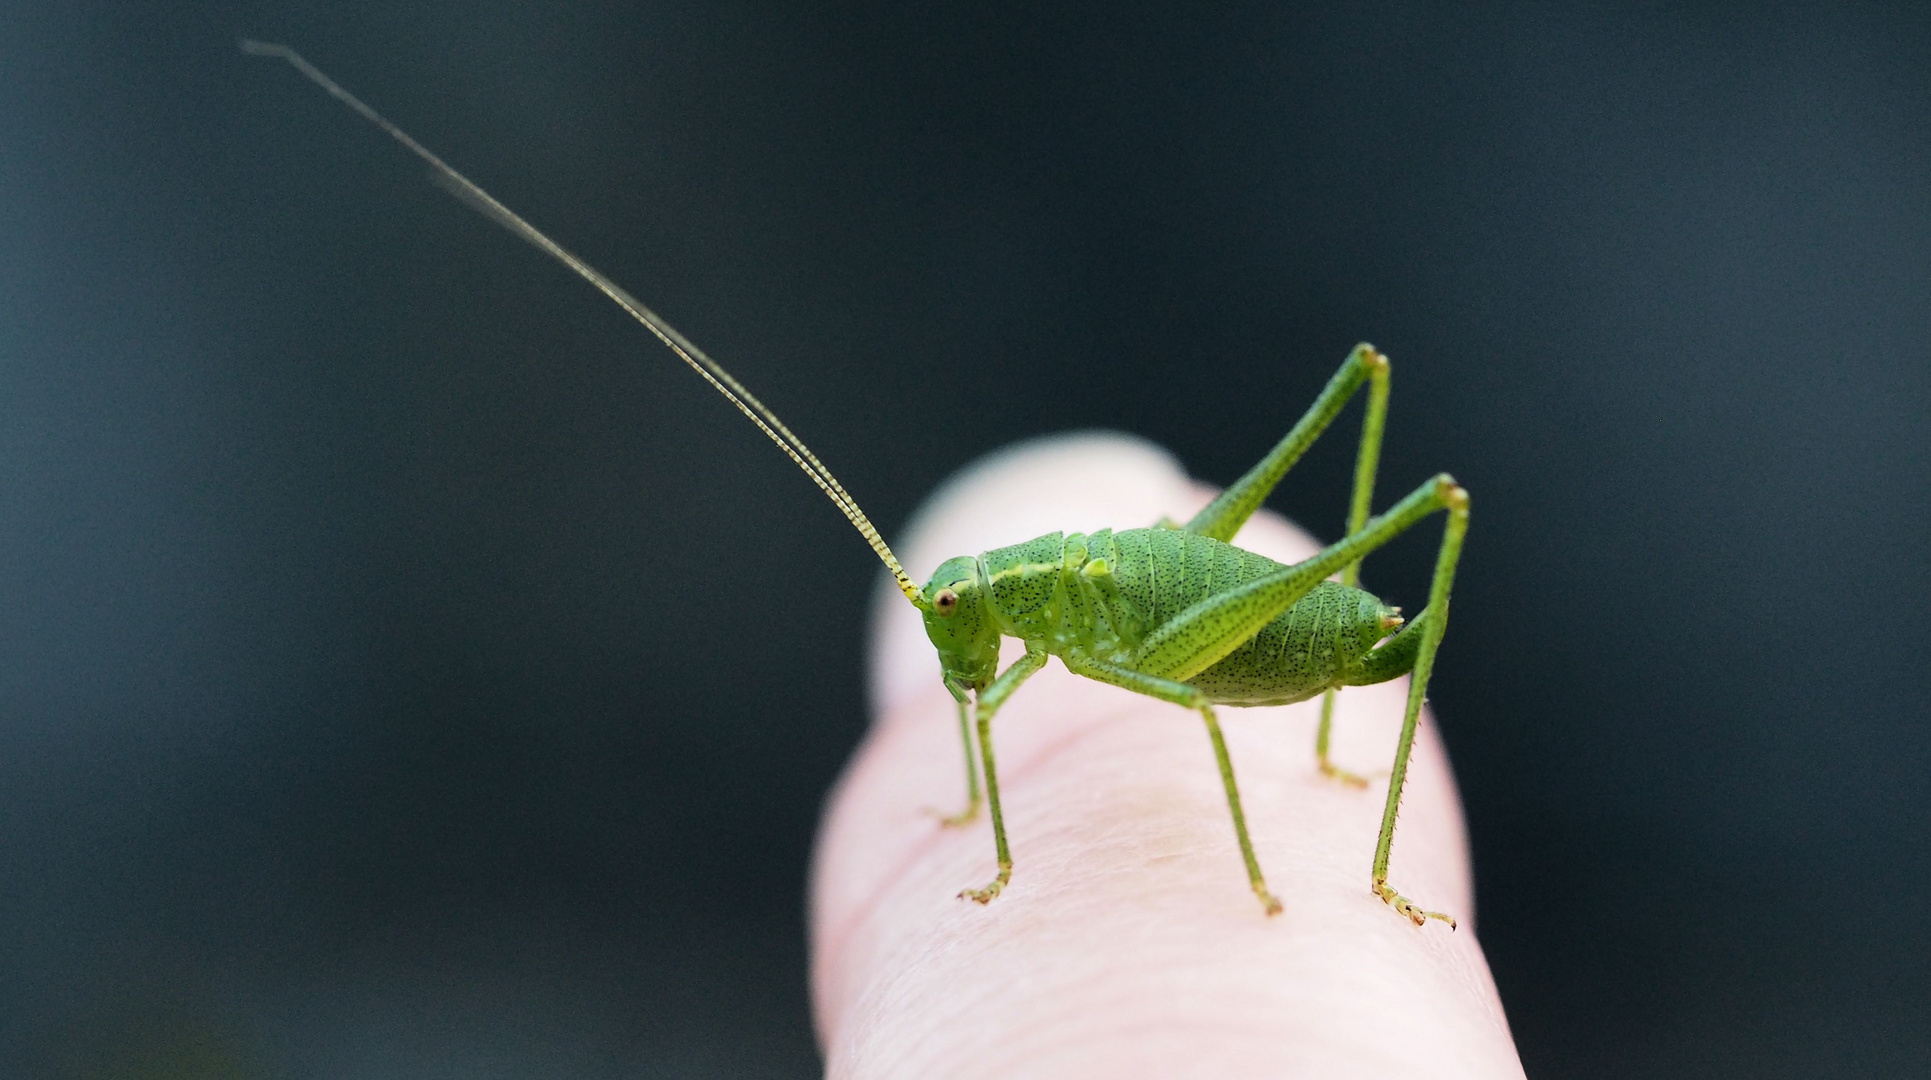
[246,42,1470,927]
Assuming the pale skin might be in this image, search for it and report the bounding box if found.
[812,435,1524,1078]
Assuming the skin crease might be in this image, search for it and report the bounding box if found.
[809,433,1524,1079]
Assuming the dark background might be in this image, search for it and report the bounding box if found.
[4,2,1928,1076]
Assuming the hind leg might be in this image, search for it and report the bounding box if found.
[1183,344,1387,543]
[1367,484,1468,928]
[1317,348,1392,785]
[1168,342,1397,783]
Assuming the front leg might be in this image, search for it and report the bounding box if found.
[960,644,1048,905]
[927,679,981,826]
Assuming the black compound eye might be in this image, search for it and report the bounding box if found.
[934,588,959,614]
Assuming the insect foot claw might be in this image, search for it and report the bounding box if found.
[959,879,1005,905]
[921,801,981,827]
[1374,882,1457,930]
[1317,759,1373,789]
[1256,889,1284,916]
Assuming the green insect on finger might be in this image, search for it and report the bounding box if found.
[250,43,1470,927]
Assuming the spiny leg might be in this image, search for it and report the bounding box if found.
[1369,484,1469,929]
[1062,656,1281,916]
[927,685,982,826]
[1201,706,1280,916]
[961,645,1048,904]
[1314,693,1370,787]
[1184,343,1385,542]
[1318,350,1392,786]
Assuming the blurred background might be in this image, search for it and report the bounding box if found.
[3,2,1928,1076]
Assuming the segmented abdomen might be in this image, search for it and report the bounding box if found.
[1107,527,1368,706]
[1107,527,1286,629]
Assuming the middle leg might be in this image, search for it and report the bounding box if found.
[1062,654,1282,916]
[927,689,982,826]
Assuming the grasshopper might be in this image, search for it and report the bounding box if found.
[246,42,1469,926]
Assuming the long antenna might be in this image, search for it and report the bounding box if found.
[242,40,931,611]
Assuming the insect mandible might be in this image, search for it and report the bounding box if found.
[245,42,1470,927]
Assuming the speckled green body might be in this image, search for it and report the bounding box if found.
[913,345,1467,922]
[973,529,1407,706]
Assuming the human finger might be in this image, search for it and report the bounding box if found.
[810,433,1523,1079]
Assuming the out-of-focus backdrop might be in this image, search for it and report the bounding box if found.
[4,3,1928,1076]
